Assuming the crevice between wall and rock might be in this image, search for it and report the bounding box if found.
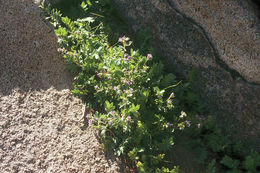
[166,0,260,86]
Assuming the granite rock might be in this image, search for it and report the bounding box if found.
[112,0,260,141]
[0,0,124,172]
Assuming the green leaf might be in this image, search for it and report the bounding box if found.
[81,1,88,9]
[143,90,149,97]
[55,27,68,36]
[86,0,92,6]
[157,137,174,151]
[61,17,74,30]
[220,155,240,169]
[205,133,230,152]
[206,159,216,173]
[243,151,260,171]
[105,101,115,112]
[128,104,140,113]
[160,73,176,87]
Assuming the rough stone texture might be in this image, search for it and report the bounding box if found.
[111,0,260,141]
[171,0,260,84]
[0,0,125,172]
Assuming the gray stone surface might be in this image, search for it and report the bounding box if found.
[0,0,124,172]
[171,0,260,84]
[112,0,260,141]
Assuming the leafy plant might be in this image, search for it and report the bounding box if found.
[243,151,260,172]
[40,1,195,172]
[40,0,260,172]
[206,159,216,173]
[220,155,240,170]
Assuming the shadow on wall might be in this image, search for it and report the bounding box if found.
[0,0,74,96]
[251,0,260,19]
[49,0,83,19]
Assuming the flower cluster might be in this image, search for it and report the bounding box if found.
[177,111,191,130]
[167,122,173,127]
[123,53,132,62]
[113,86,119,91]
[85,113,98,125]
[125,116,132,123]
[94,85,101,92]
[124,88,133,94]
[166,92,175,108]
[178,120,191,131]
[122,79,133,85]
[180,111,187,119]
[57,47,65,54]
[118,35,129,43]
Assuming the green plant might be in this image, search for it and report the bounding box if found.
[41,1,198,172]
[40,0,260,172]
[243,151,260,172]
[186,115,260,173]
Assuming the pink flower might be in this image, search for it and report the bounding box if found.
[124,56,132,62]
[97,73,102,78]
[86,114,91,118]
[109,111,116,115]
[125,116,132,123]
[113,86,118,91]
[147,53,152,60]
[118,36,127,43]
[122,79,127,83]
[57,48,65,53]
[167,123,173,127]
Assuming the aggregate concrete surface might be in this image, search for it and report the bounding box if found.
[0,0,123,172]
